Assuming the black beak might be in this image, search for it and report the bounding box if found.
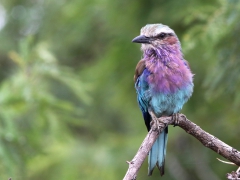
[132,35,150,44]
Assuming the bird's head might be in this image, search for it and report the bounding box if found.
[132,24,180,52]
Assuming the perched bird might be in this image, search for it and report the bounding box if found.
[132,24,194,176]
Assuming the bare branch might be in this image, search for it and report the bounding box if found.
[123,114,240,180]
[123,121,162,180]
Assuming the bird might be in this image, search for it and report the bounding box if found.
[132,24,194,176]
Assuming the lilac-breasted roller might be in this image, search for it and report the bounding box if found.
[132,24,194,176]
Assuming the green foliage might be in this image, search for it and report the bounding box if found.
[0,0,239,179]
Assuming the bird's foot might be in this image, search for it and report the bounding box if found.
[172,113,180,127]
[149,111,161,131]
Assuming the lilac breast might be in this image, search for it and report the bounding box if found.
[146,56,193,94]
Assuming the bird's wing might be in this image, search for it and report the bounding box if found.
[134,59,151,131]
[134,59,146,82]
[135,60,168,175]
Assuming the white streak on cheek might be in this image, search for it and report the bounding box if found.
[141,44,155,51]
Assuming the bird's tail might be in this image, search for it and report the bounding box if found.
[148,127,168,176]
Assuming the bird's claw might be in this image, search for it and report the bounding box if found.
[149,111,161,130]
[172,113,180,127]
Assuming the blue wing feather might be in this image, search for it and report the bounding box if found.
[135,67,169,176]
[135,69,151,130]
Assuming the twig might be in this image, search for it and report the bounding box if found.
[217,158,237,165]
[123,114,240,180]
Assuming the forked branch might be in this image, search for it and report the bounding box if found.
[123,114,240,180]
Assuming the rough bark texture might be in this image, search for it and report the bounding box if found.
[226,171,240,180]
[123,114,240,180]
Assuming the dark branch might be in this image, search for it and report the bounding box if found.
[123,114,240,180]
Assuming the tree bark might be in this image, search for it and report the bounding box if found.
[123,114,240,180]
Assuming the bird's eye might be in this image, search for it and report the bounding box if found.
[157,33,166,39]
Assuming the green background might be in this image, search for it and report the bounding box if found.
[0,0,240,179]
